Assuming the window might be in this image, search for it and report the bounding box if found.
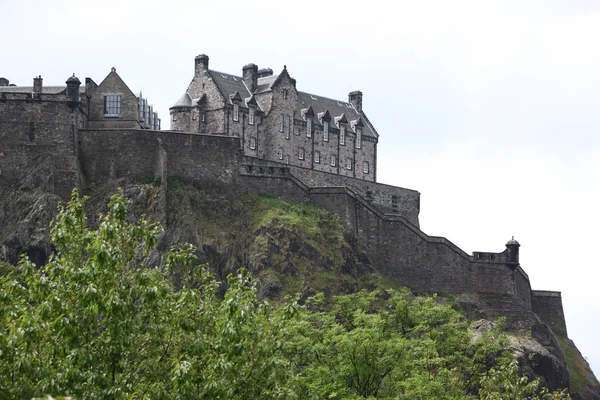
[314,151,320,163]
[286,116,291,139]
[104,94,121,116]
[249,108,255,125]
[298,147,305,160]
[306,117,312,137]
[284,155,289,164]
[249,136,256,149]
[172,114,177,121]
[280,114,285,132]
[283,89,288,99]
[278,148,283,160]
[356,128,362,149]
[340,125,346,145]
[363,161,369,174]
[233,104,239,122]
[202,113,205,122]
[330,154,337,167]
[323,121,329,142]
[346,157,352,170]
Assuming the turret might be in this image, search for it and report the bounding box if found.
[506,236,520,269]
[66,73,81,108]
[0,77,9,86]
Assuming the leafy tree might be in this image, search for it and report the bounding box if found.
[0,189,572,399]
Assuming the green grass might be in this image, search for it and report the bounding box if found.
[557,335,588,392]
[251,194,344,241]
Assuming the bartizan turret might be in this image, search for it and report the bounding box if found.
[505,236,520,270]
[66,73,81,108]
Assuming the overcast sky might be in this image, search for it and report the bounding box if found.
[4,0,600,376]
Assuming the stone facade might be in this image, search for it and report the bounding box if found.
[0,64,568,341]
[170,55,377,182]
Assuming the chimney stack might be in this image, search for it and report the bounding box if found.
[195,54,209,75]
[348,90,363,113]
[33,75,43,95]
[243,63,258,93]
[257,68,273,78]
[0,77,8,86]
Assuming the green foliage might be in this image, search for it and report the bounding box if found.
[252,193,344,241]
[0,190,572,399]
[557,335,588,392]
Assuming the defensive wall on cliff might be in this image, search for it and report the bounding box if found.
[78,129,536,303]
[0,119,567,336]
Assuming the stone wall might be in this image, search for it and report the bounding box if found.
[0,93,84,198]
[242,156,420,226]
[79,129,521,299]
[532,291,568,336]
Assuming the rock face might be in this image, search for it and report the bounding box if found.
[1,180,599,399]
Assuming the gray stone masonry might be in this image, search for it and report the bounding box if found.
[170,55,377,183]
[532,291,568,336]
[88,68,142,129]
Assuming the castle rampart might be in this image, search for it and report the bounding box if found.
[0,67,567,343]
[531,291,568,336]
[77,129,533,302]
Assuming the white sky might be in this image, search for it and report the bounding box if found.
[4,0,599,376]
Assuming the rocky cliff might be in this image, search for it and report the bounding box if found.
[1,176,599,399]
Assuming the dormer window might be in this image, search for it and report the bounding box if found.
[306,117,312,137]
[104,94,121,117]
[340,125,346,145]
[233,104,239,122]
[249,108,255,125]
[356,128,362,149]
[323,121,329,142]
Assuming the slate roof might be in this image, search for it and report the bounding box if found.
[0,85,85,94]
[208,70,251,102]
[171,92,193,108]
[296,91,377,138]
[193,69,378,139]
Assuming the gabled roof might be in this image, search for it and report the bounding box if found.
[229,91,243,103]
[317,110,331,123]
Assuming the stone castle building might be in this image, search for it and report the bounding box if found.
[170,55,377,182]
[0,55,568,340]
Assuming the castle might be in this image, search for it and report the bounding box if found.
[0,54,567,337]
